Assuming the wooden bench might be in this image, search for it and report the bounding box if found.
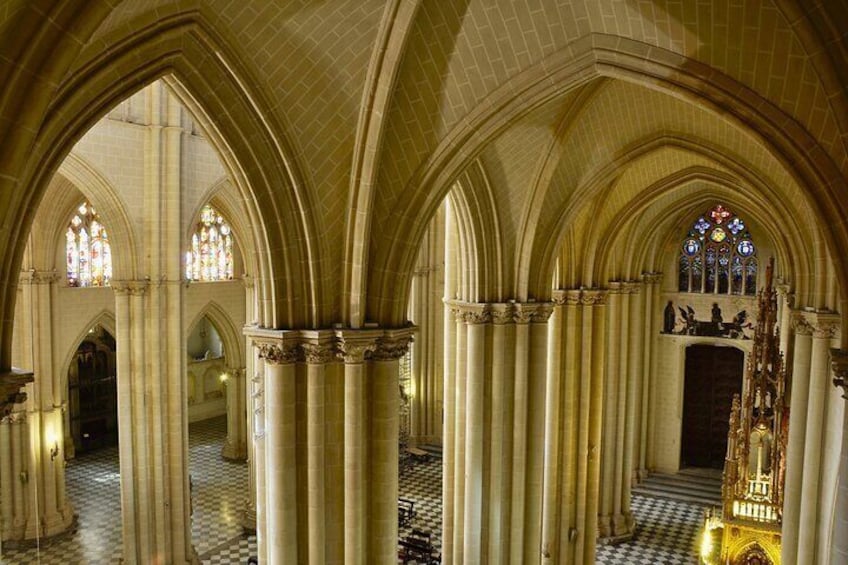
[398,497,416,528]
[399,531,440,564]
[406,447,431,463]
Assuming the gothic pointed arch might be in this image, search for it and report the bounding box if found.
[185,301,245,370]
[57,309,117,391]
[0,11,325,373]
[367,34,848,329]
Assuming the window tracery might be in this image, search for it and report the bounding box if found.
[66,202,112,287]
[185,205,234,281]
[679,204,757,295]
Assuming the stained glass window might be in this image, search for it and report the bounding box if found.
[679,205,757,295]
[67,202,112,287]
[185,205,234,281]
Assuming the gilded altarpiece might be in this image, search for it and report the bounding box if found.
[702,259,785,564]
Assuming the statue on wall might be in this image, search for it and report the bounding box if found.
[663,300,676,334]
[666,304,753,339]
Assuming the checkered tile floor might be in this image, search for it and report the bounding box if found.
[398,453,443,562]
[0,416,251,564]
[2,424,704,565]
[595,493,705,564]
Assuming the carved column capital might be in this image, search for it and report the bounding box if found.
[775,282,794,307]
[20,269,60,285]
[371,328,415,361]
[791,313,815,336]
[832,348,848,399]
[530,302,555,322]
[641,272,663,284]
[830,349,848,400]
[490,304,513,325]
[256,342,302,365]
[580,289,608,305]
[0,368,33,419]
[301,341,337,364]
[112,280,149,296]
[621,282,641,295]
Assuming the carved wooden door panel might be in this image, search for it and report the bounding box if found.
[682,345,744,468]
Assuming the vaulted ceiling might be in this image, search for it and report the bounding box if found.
[1,0,846,336]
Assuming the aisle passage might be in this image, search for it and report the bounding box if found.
[0,417,253,564]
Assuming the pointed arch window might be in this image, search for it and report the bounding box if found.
[679,204,757,295]
[185,205,234,281]
[67,202,112,287]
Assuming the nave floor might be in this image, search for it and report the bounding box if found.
[0,416,255,564]
[2,423,704,564]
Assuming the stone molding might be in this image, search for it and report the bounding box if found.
[0,368,33,420]
[446,299,555,324]
[792,310,841,339]
[112,280,149,296]
[371,333,415,361]
[302,342,337,364]
[257,342,302,365]
[831,348,848,399]
[244,325,416,364]
[775,282,794,308]
[553,288,607,306]
[642,272,663,284]
[19,269,60,285]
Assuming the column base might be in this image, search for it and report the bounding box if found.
[1,513,78,548]
[221,441,247,461]
[636,468,649,482]
[597,512,635,544]
[598,515,614,538]
[240,504,257,534]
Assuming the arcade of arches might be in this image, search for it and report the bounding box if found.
[0,2,847,564]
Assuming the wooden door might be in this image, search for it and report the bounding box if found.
[682,345,744,469]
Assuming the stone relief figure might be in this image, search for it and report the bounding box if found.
[663,300,676,333]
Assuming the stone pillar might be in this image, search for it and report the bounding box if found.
[0,271,73,545]
[783,310,839,564]
[830,349,848,565]
[597,282,635,543]
[541,289,606,564]
[622,283,641,511]
[442,199,457,563]
[409,205,444,445]
[638,274,660,480]
[796,313,839,564]
[222,366,247,461]
[443,300,551,565]
[337,332,378,565]
[240,284,258,534]
[598,283,621,540]
[245,326,413,564]
[782,314,813,564]
[256,337,299,565]
[369,330,413,564]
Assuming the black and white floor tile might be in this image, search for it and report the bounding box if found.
[398,453,443,562]
[595,494,705,564]
[2,425,705,565]
[0,416,250,565]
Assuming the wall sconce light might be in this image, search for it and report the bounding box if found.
[219,372,229,384]
[49,441,60,461]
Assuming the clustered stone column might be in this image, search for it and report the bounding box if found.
[440,300,552,565]
[830,348,848,565]
[782,310,841,564]
[541,289,605,565]
[597,282,634,542]
[0,270,72,546]
[409,205,445,445]
[221,367,248,461]
[637,273,662,481]
[245,326,414,564]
